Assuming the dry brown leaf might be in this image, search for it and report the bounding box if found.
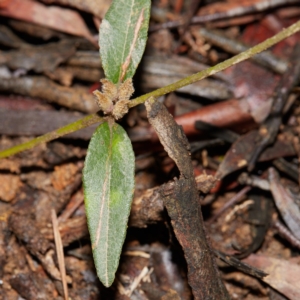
[244,254,300,300]
[40,0,111,19]
[0,0,96,45]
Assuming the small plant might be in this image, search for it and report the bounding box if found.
[1,0,300,297]
[83,0,151,287]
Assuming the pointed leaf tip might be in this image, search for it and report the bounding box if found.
[99,0,151,83]
[83,122,135,287]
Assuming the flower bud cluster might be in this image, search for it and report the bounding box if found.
[93,78,134,120]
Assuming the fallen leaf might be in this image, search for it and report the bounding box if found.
[0,0,95,44]
[244,254,300,300]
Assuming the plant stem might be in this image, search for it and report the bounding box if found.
[129,19,300,107]
[0,114,103,159]
[1,19,300,159]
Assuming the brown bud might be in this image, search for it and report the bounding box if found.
[118,78,134,102]
[93,90,113,114]
[112,99,130,120]
[100,79,118,102]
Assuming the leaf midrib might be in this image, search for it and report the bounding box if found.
[93,124,113,285]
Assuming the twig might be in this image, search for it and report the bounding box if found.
[213,249,267,279]
[51,209,69,300]
[1,19,300,159]
[146,97,230,299]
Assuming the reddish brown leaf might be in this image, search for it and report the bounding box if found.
[0,0,95,45]
[39,0,111,19]
[243,254,300,299]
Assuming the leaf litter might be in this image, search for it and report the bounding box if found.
[1,0,300,299]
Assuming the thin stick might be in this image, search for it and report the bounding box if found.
[51,209,69,300]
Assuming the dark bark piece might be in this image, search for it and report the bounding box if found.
[9,207,77,280]
[161,181,230,300]
[145,98,192,178]
[146,97,230,300]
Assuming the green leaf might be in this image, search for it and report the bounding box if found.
[99,0,151,84]
[83,121,135,287]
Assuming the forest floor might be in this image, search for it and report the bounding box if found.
[1,0,300,299]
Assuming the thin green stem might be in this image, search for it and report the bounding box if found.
[1,19,300,159]
[0,114,103,159]
[129,19,300,107]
